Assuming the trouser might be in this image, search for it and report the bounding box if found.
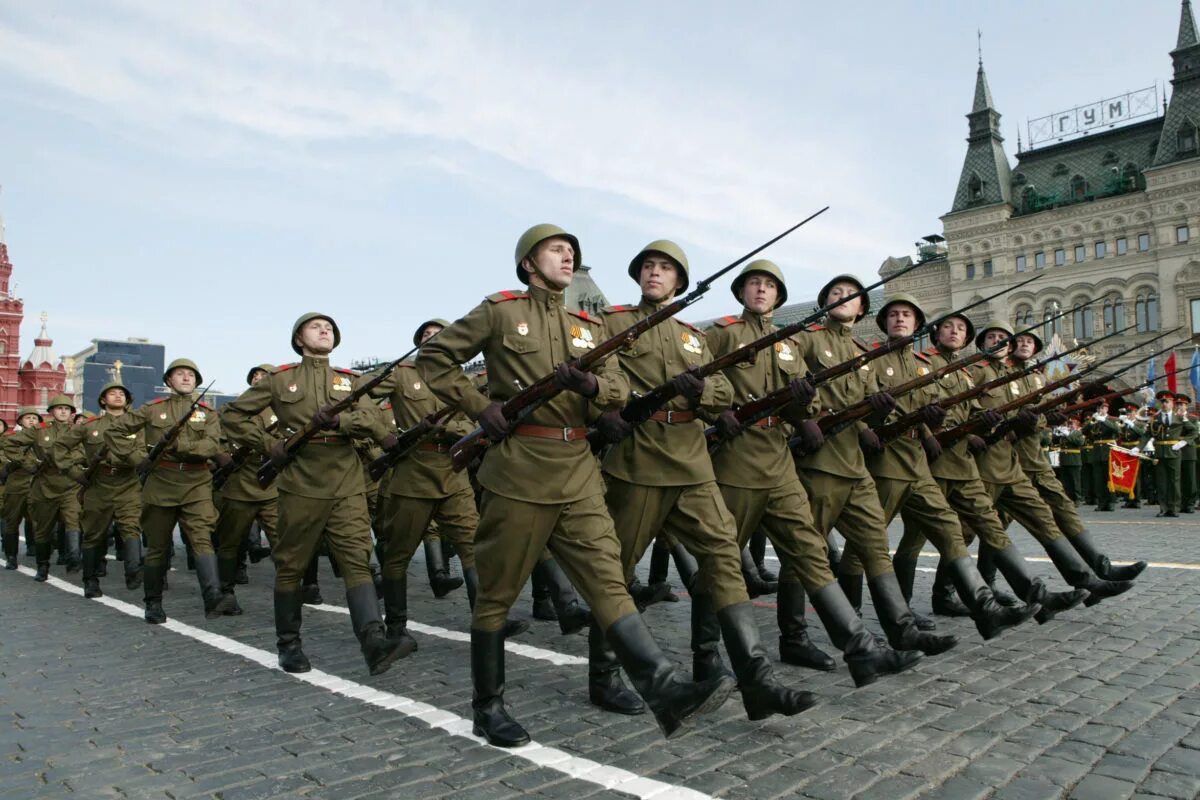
[273,490,375,592]
[81,479,142,548]
[1022,469,1085,538]
[215,496,279,561]
[1091,456,1114,509]
[142,498,217,567]
[1057,465,1081,502]
[895,474,1013,559]
[471,490,636,633]
[1156,458,1181,514]
[379,487,477,579]
[1182,459,1197,508]
[983,478,1064,547]
[1081,459,1095,504]
[603,477,747,611]
[795,469,894,578]
[2,485,33,550]
[30,489,81,545]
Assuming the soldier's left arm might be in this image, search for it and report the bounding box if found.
[587,320,630,412]
[105,406,150,467]
[173,404,223,460]
[50,423,88,477]
[222,380,277,454]
[693,330,733,415]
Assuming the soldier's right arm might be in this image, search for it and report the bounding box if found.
[51,423,89,480]
[0,427,34,466]
[105,406,150,466]
[417,302,494,419]
[222,379,277,454]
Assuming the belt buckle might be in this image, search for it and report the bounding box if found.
[665,410,677,423]
[561,427,572,441]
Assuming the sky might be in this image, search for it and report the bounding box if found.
[0,0,1190,394]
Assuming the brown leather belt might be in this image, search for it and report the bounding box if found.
[753,416,782,428]
[418,442,452,453]
[650,410,696,423]
[904,428,921,440]
[513,424,588,442]
[309,436,350,445]
[1159,440,1181,445]
[99,465,134,476]
[157,459,210,472]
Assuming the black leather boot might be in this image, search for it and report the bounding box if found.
[530,561,556,620]
[837,571,863,615]
[868,573,958,656]
[930,560,972,617]
[216,558,245,615]
[2,521,18,570]
[671,542,699,592]
[977,542,1021,607]
[719,601,816,720]
[196,554,239,618]
[1043,537,1134,607]
[143,564,167,624]
[628,576,673,610]
[606,613,735,739]
[301,556,324,605]
[82,546,103,598]
[893,554,935,631]
[56,528,67,565]
[347,582,414,675]
[749,529,777,582]
[63,530,82,574]
[463,567,529,638]
[424,537,463,598]
[989,543,1088,624]
[776,581,836,671]
[808,582,923,688]
[471,627,530,747]
[741,547,777,597]
[123,537,144,590]
[1066,530,1147,581]
[381,575,418,652]
[587,622,645,715]
[691,593,734,681]
[946,556,1039,640]
[34,541,51,582]
[535,558,591,635]
[274,590,310,672]
[646,539,676,603]
[247,523,271,564]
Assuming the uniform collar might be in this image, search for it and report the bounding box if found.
[740,308,773,333]
[301,355,330,368]
[832,320,853,336]
[638,296,673,313]
[528,283,564,308]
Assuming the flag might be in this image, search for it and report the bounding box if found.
[1147,355,1157,406]
[1108,449,1141,498]
[1166,351,1178,393]
[1190,347,1199,396]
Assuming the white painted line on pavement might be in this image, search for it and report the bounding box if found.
[13,566,714,800]
[759,545,1200,571]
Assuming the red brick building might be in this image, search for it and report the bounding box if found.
[0,218,65,421]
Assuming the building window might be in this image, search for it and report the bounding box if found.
[968,174,983,202]
[1095,241,1107,258]
[1138,233,1150,251]
[1121,163,1140,190]
[1103,297,1124,333]
[1015,306,1034,329]
[1074,244,1085,263]
[965,263,976,280]
[1072,304,1094,340]
[1192,298,1200,335]
[1054,248,1066,266]
[1016,254,1027,272]
[1035,251,1046,269]
[1043,305,1062,342]
[1116,237,1128,255]
[1136,293,1160,333]
[1178,225,1191,243]
[1070,175,1088,199]
[1179,124,1198,156]
[983,259,993,277]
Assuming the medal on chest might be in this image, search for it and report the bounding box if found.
[287,384,298,394]
[91,429,100,438]
[189,410,207,422]
[332,375,352,392]
[571,325,595,349]
[1010,384,1021,396]
[774,341,794,361]
[917,366,929,376]
[413,381,422,391]
[516,321,529,336]
[683,332,703,355]
[885,366,894,377]
[159,412,168,420]
[269,414,278,425]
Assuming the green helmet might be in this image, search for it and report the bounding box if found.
[46,394,76,413]
[246,363,275,386]
[513,224,581,286]
[412,319,451,347]
[163,358,203,386]
[1012,327,1044,356]
[875,292,926,333]
[731,259,788,308]
[17,406,42,423]
[817,274,869,320]
[291,312,341,355]
[97,381,133,409]
[974,319,1015,350]
[627,240,691,294]
[933,311,977,345]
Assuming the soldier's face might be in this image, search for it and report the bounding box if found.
[982,330,1009,357]
[523,237,575,291]
[885,304,917,338]
[249,369,268,385]
[49,406,72,423]
[936,318,968,350]
[1013,335,1037,360]
[297,319,336,355]
[740,274,778,314]
[825,282,862,323]
[169,368,197,394]
[103,388,127,410]
[17,414,38,428]
[638,256,679,302]
[418,324,443,345]
[1161,398,1175,412]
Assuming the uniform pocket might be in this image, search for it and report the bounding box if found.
[502,334,541,354]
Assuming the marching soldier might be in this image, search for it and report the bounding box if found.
[591,243,814,721]
[1179,393,1197,513]
[223,313,413,676]
[1,408,41,569]
[418,224,735,747]
[54,382,146,597]
[106,359,239,623]
[3,395,84,581]
[707,260,923,686]
[1147,390,1184,517]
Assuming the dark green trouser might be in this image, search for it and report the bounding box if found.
[273,491,374,593]
[1091,457,1114,509]
[215,496,278,560]
[379,487,477,579]
[1155,457,1181,514]
[81,478,142,548]
[1182,459,1197,508]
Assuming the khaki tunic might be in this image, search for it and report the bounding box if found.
[54,413,143,548]
[1,430,38,538]
[214,406,280,559]
[3,421,83,542]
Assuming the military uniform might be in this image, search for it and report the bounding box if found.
[1053,426,1084,502]
[1082,412,1120,510]
[1178,395,1197,512]
[214,403,280,599]
[1147,394,1184,516]
[1,410,41,568]
[1116,414,1146,508]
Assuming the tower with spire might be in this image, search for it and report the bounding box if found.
[0,197,25,422]
[948,53,1013,213]
[1152,0,1200,165]
[18,311,66,411]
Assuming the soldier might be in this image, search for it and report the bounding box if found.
[838,295,1040,639]
[789,275,957,657]
[2,408,41,569]
[1053,417,1085,504]
[590,243,814,721]
[707,261,923,686]
[223,314,412,676]
[2,395,84,581]
[1083,402,1120,511]
[212,364,281,611]
[106,359,239,623]
[54,382,145,597]
[1116,406,1146,509]
[1147,390,1184,517]
[1178,393,1197,513]
[418,224,735,747]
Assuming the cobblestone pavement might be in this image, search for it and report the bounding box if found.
[1,508,1197,800]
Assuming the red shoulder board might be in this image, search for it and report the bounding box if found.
[854,337,871,352]
[715,315,743,328]
[486,290,528,304]
[809,324,825,331]
[334,367,359,376]
[604,305,636,314]
[913,351,931,364]
[566,309,601,325]
[198,402,213,411]
[273,363,299,373]
[676,319,700,333]
[869,342,882,350]
[382,402,392,410]
[39,422,50,429]
[921,347,940,358]
[148,397,169,405]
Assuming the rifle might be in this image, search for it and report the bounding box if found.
[448,207,832,470]
[76,445,110,502]
[1056,366,1193,417]
[256,351,415,489]
[366,404,458,482]
[1027,345,1177,419]
[138,382,215,485]
[585,250,945,451]
[212,417,282,490]
[708,276,1048,451]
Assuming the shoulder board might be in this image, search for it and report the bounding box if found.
[566,309,601,325]
[603,304,636,314]
[83,416,103,425]
[334,367,359,376]
[273,363,299,374]
[913,351,931,364]
[148,397,169,405]
[921,347,940,358]
[714,315,743,328]
[1003,357,1015,368]
[395,360,418,369]
[486,290,528,304]
[382,402,393,410]
[38,422,49,429]
[808,324,825,332]
[675,319,701,333]
[854,337,871,351]
[198,402,213,411]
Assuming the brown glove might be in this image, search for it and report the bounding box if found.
[478,402,511,440]
[554,362,598,397]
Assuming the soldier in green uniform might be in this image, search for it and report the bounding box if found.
[3,395,84,581]
[223,314,412,676]
[1083,402,1120,511]
[418,224,735,747]
[707,261,923,686]
[1116,406,1146,509]
[106,359,239,622]
[1053,418,1085,504]
[790,276,957,657]
[1,408,41,569]
[590,243,814,721]
[1147,390,1184,517]
[54,382,145,597]
[1178,393,1197,513]
[1080,432,1095,505]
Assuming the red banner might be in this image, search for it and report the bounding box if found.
[1108,449,1141,497]
[1166,352,1178,393]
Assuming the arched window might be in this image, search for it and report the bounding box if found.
[1070,175,1088,199]
[0,340,6,355]
[1103,296,1125,333]
[1043,304,1062,343]
[967,174,984,202]
[1072,304,1094,340]
[1147,293,1159,331]
[1121,163,1141,190]
[1135,293,1159,332]
[1178,123,1198,156]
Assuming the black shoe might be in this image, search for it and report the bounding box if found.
[347,583,414,675]
[931,562,972,617]
[197,555,240,618]
[756,561,778,583]
[719,602,817,721]
[144,600,166,624]
[235,562,249,585]
[143,564,166,623]
[248,544,272,564]
[1043,538,1134,607]
[301,583,324,605]
[83,578,103,598]
[869,574,958,656]
[629,577,673,611]
[946,557,1039,641]
[471,628,530,747]
[1031,582,1089,624]
[424,538,463,598]
[381,576,418,653]
[741,548,777,597]
[776,582,836,671]
[274,590,311,672]
[3,555,15,571]
[502,618,529,638]
[1068,531,1147,581]
[33,542,51,582]
[587,623,645,715]
[532,596,557,621]
[808,582,923,688]
[81,547,104,598]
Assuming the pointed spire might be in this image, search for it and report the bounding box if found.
[972,62,994,112]
[1179,0,1198,49]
